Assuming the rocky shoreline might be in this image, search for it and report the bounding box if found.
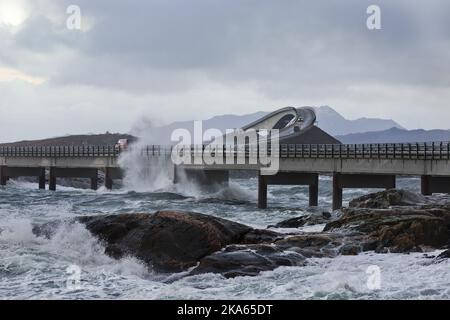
[32,189,450,278]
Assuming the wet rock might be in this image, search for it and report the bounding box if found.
[32,220,63,239]
[270,212,331,228]
[349,189,426,209]
[192,244,306,278]
[322,211,332,219]
[77,211,261,272]
[240,229,282,244]
[275,234,342,257]
[324,204,450,253]
[32,189,450,278]
[339,244,361,256]
[436,249,450,259]
[361,239,378,251]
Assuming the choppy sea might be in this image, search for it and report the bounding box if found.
[1,168,449,300]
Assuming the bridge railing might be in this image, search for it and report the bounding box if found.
[176,142,450,161]
[277,142,450,160]
[0,145,121,157]
[1,142,450,160]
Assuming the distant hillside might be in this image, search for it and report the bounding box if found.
[0,133,136,147]
[337,127,450,144]
[0,106,407,146]
[144,106,404,144]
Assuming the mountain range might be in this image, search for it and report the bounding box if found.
[144,106,405,144]
[337,127,450,144]
[2,106,450,146]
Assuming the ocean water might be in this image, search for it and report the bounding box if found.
[0,174,449,300]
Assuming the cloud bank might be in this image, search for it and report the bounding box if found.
[0,0,449,141]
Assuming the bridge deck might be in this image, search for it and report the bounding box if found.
[1,143,450,175]
[1,143,449,209]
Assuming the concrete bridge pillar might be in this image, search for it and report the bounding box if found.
[0,166,47,189]
[103,167,123,190]
[421,175,432,196]
[105,167,113,190]
[48,167,99,191]
[332,173,396,211]
[421,175,450,195]
[332,173,343,211]
[258,175,268,209]
[257,171,319,209]
[91,174,98,191]
[309,179,319,207]
[49,167,56,191]
[38,168,46,189]
[0,165,6,186]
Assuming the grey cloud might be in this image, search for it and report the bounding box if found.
[65,1,450,92]
[0,0,449,142]
[3,0,450,94]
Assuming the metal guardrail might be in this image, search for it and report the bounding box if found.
[1,142,450,160]
[277,142,450,160]
[0,145,121,157]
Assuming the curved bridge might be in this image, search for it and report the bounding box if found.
[215,106,319,145]
[1,108,449,210]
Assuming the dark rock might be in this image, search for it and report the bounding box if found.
[339,244,361,255]
[361,240,378,251]
[270,212,331,228]
[270,216,309,228]
[32,220,63,239]
[324,204,450,253]
[436,249,450,259]
[349,189,426,209]
[276,234,340,248]
[32,190,450,278]
[192,244,306,278]
[78,211,260,272]
[275,234,342,257]
[322,211,332,219]
[240,229,282,244]
[375,246,389,254]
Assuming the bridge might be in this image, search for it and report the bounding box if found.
[1,142,450,210]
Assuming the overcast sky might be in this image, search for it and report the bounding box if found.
[0,0,449,142]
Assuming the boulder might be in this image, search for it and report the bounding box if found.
[30,190,450,278]
[77,211,267,272]
[349,189,426,209]
[240,229,282,244]
[339,244,361,255]
[274,234,343,257]
[436,249,450,260]
[192,244,306,278]
[270,212,332,228]
[324,205,450,253]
